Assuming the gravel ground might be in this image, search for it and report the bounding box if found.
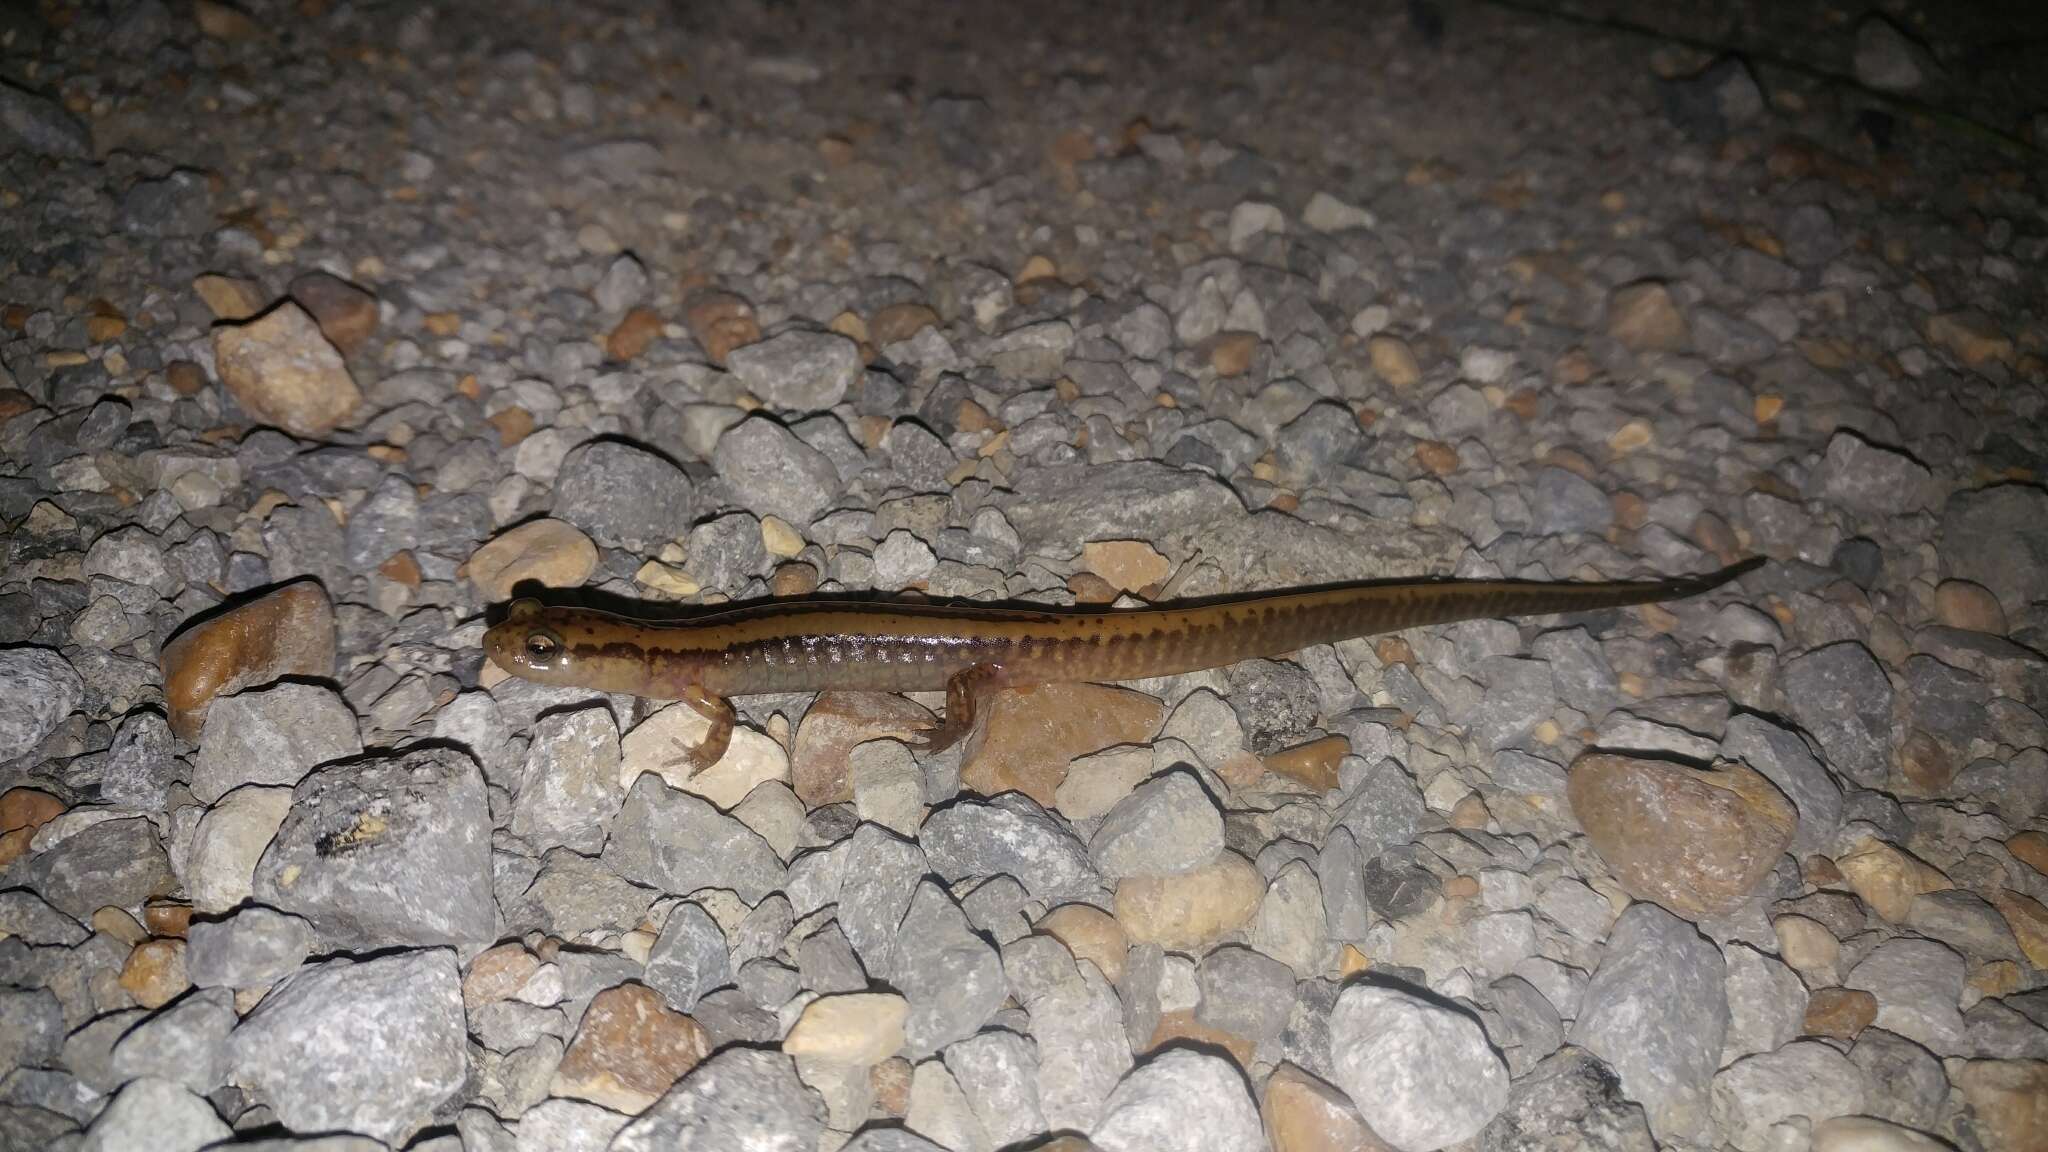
[2,1,2046,1150]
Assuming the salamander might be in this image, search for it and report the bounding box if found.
[482,556,1766,771]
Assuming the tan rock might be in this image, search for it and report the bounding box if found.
[91,906,148,946]
[1413,439,1459,476]
[783,992,908,1066]
[159,580,335,742]
[1926,311,2015,367]
[463,942,541,1010]
[791,691,935,808]
[1773,914,1841,978]
[551,982,710,1113]
[2010,831,2048,876]
[1082,539,1170,594]
[1607,280,1689,352]
[120,938,189,1009]
[194,0,263,39]
[1146,1008,1254,1068]
[212,302,363,437]
[760,516,805,557]
[142,901,191,939]
[1954,1060,2048,1152]
[621,702,788,809]
[1934,579,2007,634]
[1055,745,1156,821]
[188,784,294,913]
[683,291,761,366]
[1264,735,1349,793]
[871,303,941,347]
[0,787,65,836]
[1263,1061,1394,1152]
[1837,838,1947,923]
[1898,731,1958,794]
[962,682,1166,808]
[1114,851,1263,949]
[1989,890,2048,970]
[606,307,664,362]
[1209,331,1259,377]
[1036,903,1129,984]
[287,271,378,355]
[1813,1116,1953,1151]
[192,274,267,321]
[1805,988,1879,1040]
[1566,753,1795,921]
[1368,335,1421,388]
[465,518,598,601]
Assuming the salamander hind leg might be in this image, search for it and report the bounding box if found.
[662,684,734,777]
[905,663,1008,756]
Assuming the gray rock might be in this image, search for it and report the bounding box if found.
[1531,628,1620,719]
[1477,1046,1654,1152]
[1470,657,1558,751]
[1845,937,1966,1054]
[1940,484,2048,617]
[1089,769,1223,878]
[252,746,495,951]
[0,890,87,946]
[108,986,236,1093]
[1782,642,1894,787]
[839,1131,949,1152]
[592,253,649,315]
[684,513,769,593]
[227,950,467,1146]
[1003,461,1241,552]
[342,474,421,569]
[185,905,316,989]
[1223,659,1322,755]
[1274,401,1363,484]
[1111,302,1173,360]
[1331,758,1427,861]
[726,330,861,412]
[1328,982,1510,1152]
[1689,307,1778,366]
[1487,974,1565,1076]
[78,1077,227,1152]
[1568,903,1728,1143]
[1196,945,1297,1042]
[505,847,654,939]
[19,816,172,919]
[1820,431,1937,514]
[1249,859,1329,977]
[1710,1041,1869,1152]
[99,709,178,809]
[601,774,785,903]
[515,1096,628,1151]
[0,987,63,1073]
[796,921,865,995]
[0,647,83,761]
[643,901,729,1012]
[190,682,362,803]
[923,793,1101,902]
[711,416,843,527]
[1848,1029,1946,1130]
[609,1048,824,1152]
[0,79,92,158]
[894,880,1006,1058]
[1963,998,2048,1060]
[1853,14,1934,92]
[1489,748,1569,795]
[1360,845,1440,921]
[1318,826,1373,940]
[1530,468,1613,536]
[509,705,622,855]
[1028,963,1132,1132]
[551,440,696,551]
[945,1030,1044,1148]
[1721,713,1841,857]
[1720,943,1807,1065]
[837,823,928,980]
[1091,1047,1264,1152]
[1905,890,2022,963]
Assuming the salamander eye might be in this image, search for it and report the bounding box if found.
[524,632,561,662]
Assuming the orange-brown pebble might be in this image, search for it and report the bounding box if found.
[191,274,267,321]
[1147,1009,1255,1068]
[1067,571,1122,604]
[1368,334,1421,388]
[86,306,127,343]
[1933,579,2007,634]
[962,683,1166,808]
[1263,1061,1394,1152]
[551,982,711,1114]
[486,404,535,447]
[1803,988,1878,1040]
[1449,793,1491,829]
[165,360,207,396]
[1263,736,1349,793]
[1567,753,1795,921]
[1898,730,1957,794]
[1035,904,1130,984]
[871,303,940,348]
[1081,539,1170,595]
[159,580,337,741]
[463,941,541,1010]
[0,787,66,836]
[606,307,664,362]
[91,906,148,946]
[2008,832,2048,876]
[1413,440,1459,476]
[791,691,936,808]
[0,388,36,422]
[1953,1060,2048,1152]
[422,311,462,337]
[1989,889,2048,969]
[1607,281,1689,352]
[120,938,190,1009]
[871,1057,914,1117]
[771,561,821,597]
[212,302,364,437]
[288,270,379,355]
[1114,852,1263,949]
[683,290,761,366]
[1209,331,1259,377]
[378,550,423,588]
[1374,637,1414,667]
[1442,875,1480,899]
[142,900,193,939]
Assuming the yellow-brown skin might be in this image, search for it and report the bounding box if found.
[483,557,1765,770]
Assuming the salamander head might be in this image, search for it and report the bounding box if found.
[483,598,581,685]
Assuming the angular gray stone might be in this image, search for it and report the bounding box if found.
[19,816,172,919]
[1529,468,1614,536]
[0,79,93,159]
[0,890,86,946]
[894,880,1005,1058]
[1477,1046,1653,1152]
[505,847,654,939]
[190,682,362,803]
[1819,431,1936,514]
[710,416,843,528]
[1710,1041,1869,1152]
[1196,945,1297,1042]
[1720,943,1808,1065]
[227,950,467,1146]
[836,823,927,981]
[1848,1029,1947,1130]
[923,793,1101,902]
[1029,963,1133,1132]
[252,746,495,950]
[1721,713,1842,857]
[508,705,622,855]
[1089,769,1223,878]
[0,987,63,1073]
[609,1047,824,1152]
[78,1077,227,1152]
[185,905,316,989]
[643,901,729,1013]
[726,329,861,412]
[797,921,866,995]
[1090,1047,1264,1152]
[0,647,83,761]
[601,774,785,902]
[1941,484,2048,617]
[1003,461,1242,553]
[1782,642,1894,786]
[1568,903,1728,1143]
[551,440,697,552]
[1331,758,1427,861]
[1329,982,1510,1152]
[1487,975,1565,1077]
[1317,826,1372,941]
[945,1030,1044,1149]
[108,986,236,1094]
[1845,937,1966,1054]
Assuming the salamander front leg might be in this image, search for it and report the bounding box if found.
[905,663,1007,756]
[662,684,734,777]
